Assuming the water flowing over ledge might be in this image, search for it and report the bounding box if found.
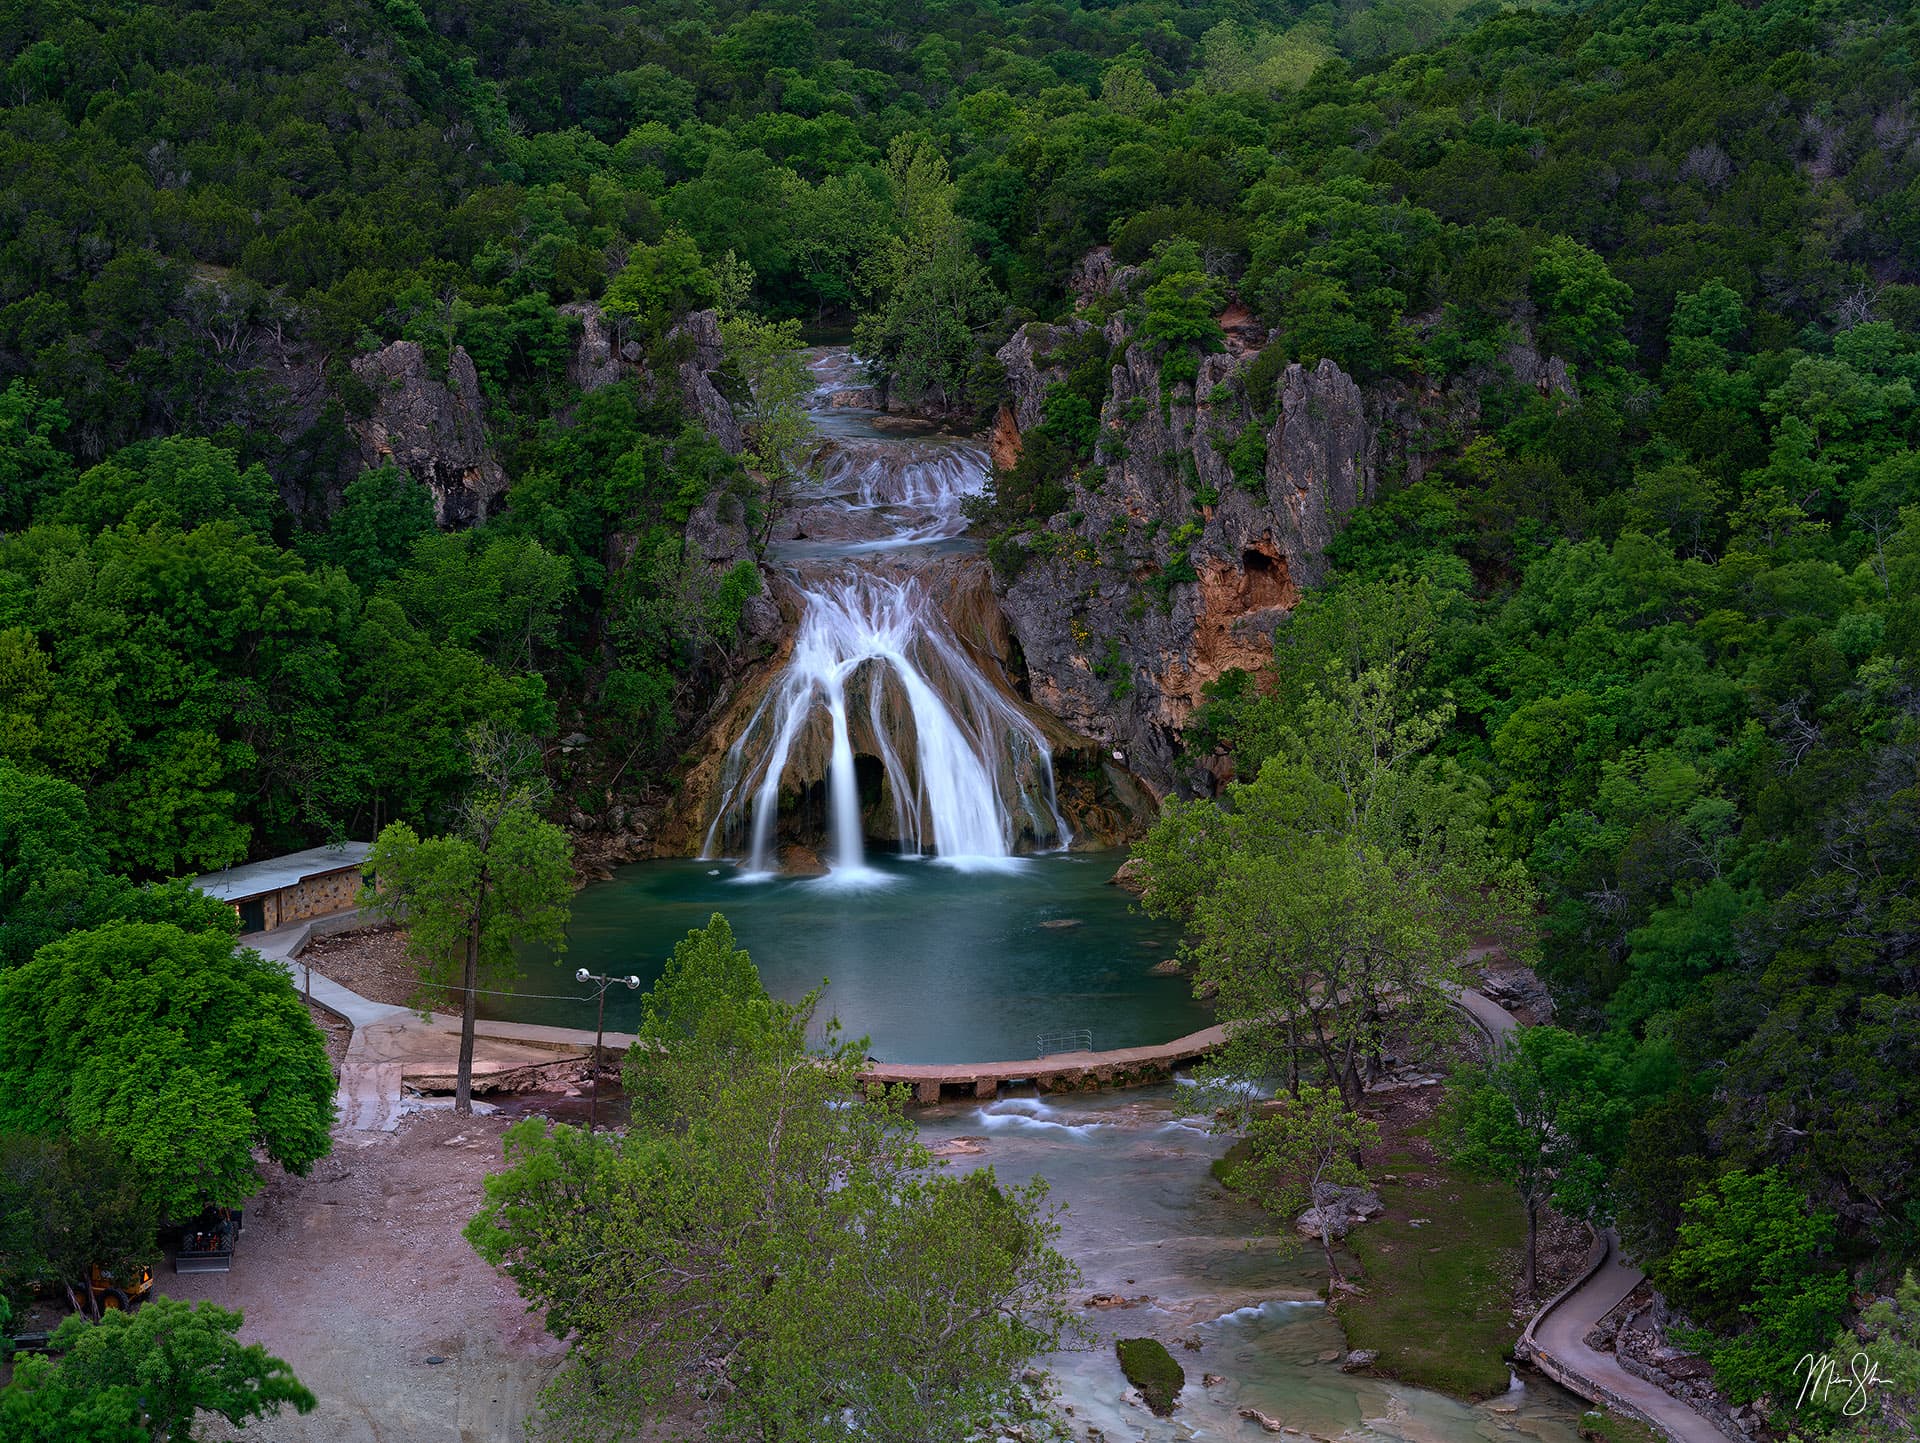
[701,567,1070,872]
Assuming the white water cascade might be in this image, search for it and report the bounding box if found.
[703,571,1069,875]
[701,350,1071,876]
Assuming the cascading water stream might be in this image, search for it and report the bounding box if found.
[702,350,1070,876]
[708,572,1067,874]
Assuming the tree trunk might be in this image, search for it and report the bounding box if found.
[455,916,481,1116]
[1523,1197,1538,1297]
[1320,1220,1343,1287]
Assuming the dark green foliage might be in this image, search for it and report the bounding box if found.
[0,1133,161,1309]
[1115,1337,1184,1415]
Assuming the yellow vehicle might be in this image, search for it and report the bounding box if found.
[72,1263,155,1316]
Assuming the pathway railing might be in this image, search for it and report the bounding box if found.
[1036,1027,1093,1057]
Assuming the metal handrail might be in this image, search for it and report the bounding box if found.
[1036,1028,1093,1057]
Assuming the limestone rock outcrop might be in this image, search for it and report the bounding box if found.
[557,303,745,454]
[347,341,507,528]
[989,303,1524,797]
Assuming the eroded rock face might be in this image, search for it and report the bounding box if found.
[556,303,746,455]
[348,341,508,529]
[668,309,745,454]
[560,301,624,392]
[996,339,1378,796]
[991,319,1496,798]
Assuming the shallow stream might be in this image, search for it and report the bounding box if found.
[921,1087,1595,1443]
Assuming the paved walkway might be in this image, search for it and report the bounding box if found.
[249,916,630,1132]
[1525,1231,1731,1443]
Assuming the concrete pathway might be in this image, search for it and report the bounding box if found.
[246,917,630,1132]
[1524,1230,1732,1443]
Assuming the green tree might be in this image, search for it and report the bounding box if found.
[1222,1084,1379,1285]
[362,726,573,1114]
[1439,1026,1638,1294]
[0,1298,314,1442]
[1655,1169,1851,1405]
[718,312,816,539]
[0,1133,159,1316]
[854,135,1002,408]
[467,915,1078,1443]
[324,465,436,589]
[0,380,72,530]
[0,922,334,1217]
[1186,836,1476,1107]
[602,229,720,335]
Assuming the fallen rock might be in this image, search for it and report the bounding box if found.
[1340,1349,1378,1373]
[1296,1184,1385,1240]
[1109,857,1147,892]
[1241,1408,1287,1432]
[1039,918,1082,930]
[929,1136,987,1158]
[1083,1292,1149,1309]
[1203,1373,1226,1388]
[1149,958,1183,976]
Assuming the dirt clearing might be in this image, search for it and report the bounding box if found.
[163,1112,566,1443]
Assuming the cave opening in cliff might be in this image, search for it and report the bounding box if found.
[1241,546,1293,610]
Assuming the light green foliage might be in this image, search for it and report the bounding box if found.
[0,380,72,529]
[0,922,334,1215]
[323,465,437,588]
[602,229,719,332]
[719,312,816,483]
[383,532,575,672]
[0,516,361,874]
[1440,1027,1648,1292]
[40,437,278,538]
[362,727,572,1112]
[1223,1084,1379,1282]
[1814,1273,1919,1443]
[1137,575,1523,1108]
[1528,237,1633,382]
[467,915,1078,1443]
[0,1298,314,1443]
[854,134,1003,407]
[1656,1170,1851,1406]
[1142,240,1226,355]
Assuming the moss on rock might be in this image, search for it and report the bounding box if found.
[1116,1336,1184,1415]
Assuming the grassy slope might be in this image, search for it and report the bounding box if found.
[1337,1145,1523,1399]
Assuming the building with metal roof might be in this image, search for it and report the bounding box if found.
[192,841,373,936]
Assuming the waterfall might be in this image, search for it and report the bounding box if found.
[703,571,1069,875]
[700,347,1072,878]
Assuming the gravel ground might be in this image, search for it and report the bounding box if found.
[304,1000,351,1076]
[162,1113,568,1443]
[299,925,453,1012]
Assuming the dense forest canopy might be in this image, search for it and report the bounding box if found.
[2,0,1919,1429]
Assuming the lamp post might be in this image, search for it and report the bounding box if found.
[576,968,640,1134]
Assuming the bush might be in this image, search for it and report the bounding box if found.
[1116,1336,1184,1415]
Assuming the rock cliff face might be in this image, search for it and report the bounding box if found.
[559,303,745,454]
[992,317,1493,798]
[348,341,508,528]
